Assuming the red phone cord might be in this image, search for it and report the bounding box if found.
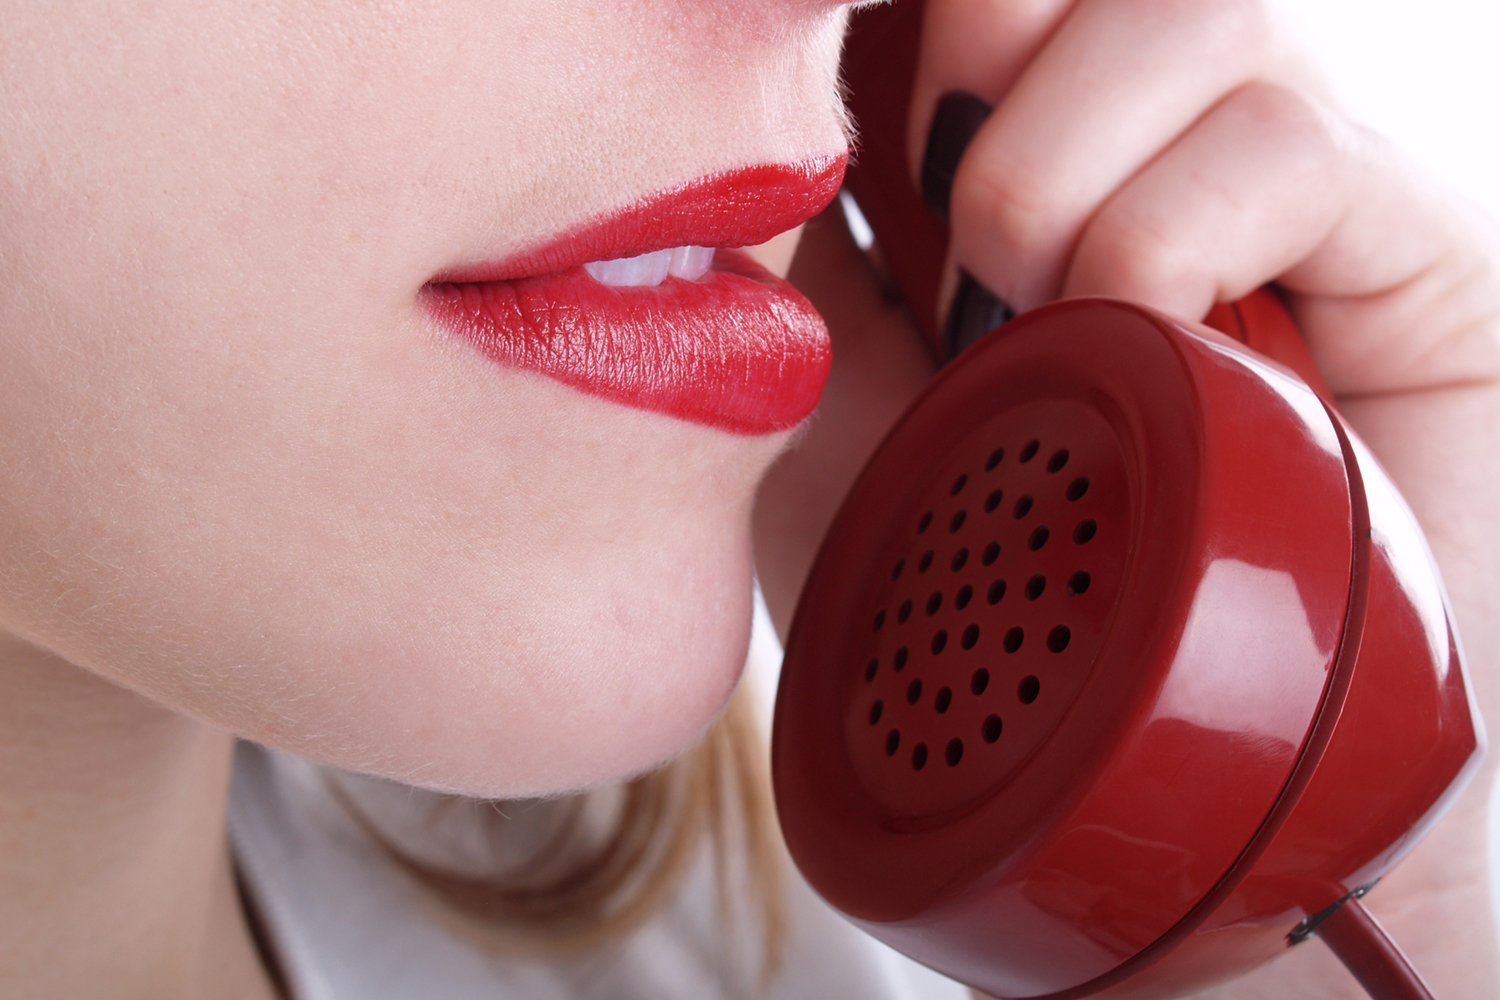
[1316,896,1437,1000]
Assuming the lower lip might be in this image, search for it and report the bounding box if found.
[424,248,831,435]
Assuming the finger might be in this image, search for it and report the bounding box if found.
[1062,81,1500,397]
[922,0,1326,311]
[1278,152,1500,398]
[907,0,1073,184]
[1060,82,1348,317]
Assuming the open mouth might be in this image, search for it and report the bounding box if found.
[423,154,846,435]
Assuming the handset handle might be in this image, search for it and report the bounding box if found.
[840,0,947,353]
[1203,290,1332,399]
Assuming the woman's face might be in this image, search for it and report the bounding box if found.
[0,0,853,794]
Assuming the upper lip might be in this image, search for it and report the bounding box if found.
[430,151,848,285]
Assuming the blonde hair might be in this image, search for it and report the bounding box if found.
[330,683,787,986]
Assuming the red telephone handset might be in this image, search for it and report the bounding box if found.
[770,4,1485,999]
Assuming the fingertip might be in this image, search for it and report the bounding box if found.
[1061,221,1224,323]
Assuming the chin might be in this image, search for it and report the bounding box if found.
[172,391,778,800]
[261,533,759,799]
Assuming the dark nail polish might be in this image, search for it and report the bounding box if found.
[944,271,1015,361]
[921,92,993,225]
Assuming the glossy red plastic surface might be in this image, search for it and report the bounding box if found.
[772,296,1483,997]
[770,4,1486,997]
[837,0,948,352]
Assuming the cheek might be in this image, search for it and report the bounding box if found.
[0,0,834,796]
[283,519,761,799]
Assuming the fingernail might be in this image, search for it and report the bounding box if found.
[921,91,993,225]
[944,270,1015,361]
[923,92,1011,362]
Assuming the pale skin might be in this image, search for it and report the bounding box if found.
[1,2,1496,999]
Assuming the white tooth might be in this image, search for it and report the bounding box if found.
[583,248,672,287]
[668,245,714,281]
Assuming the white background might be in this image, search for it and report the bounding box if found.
[1273,0,1500,221]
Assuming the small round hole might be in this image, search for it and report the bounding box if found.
[971,668,990,695]
[987,579,1007,605]
[897,598,913,623]
[864,658,878,682]
[1018,675,1041,704]
[912,743,928,771]
[931,630,948,655]
[1047,625,1071,653]
[955,584,973,610]
[1067,571,1091,596]
[934,687,952,714]
[919,550,934,572]
[869,700,884,724]
[1046,449,1070,473]
[885,729,901,756]
[1066,477,1090,501]
[945,738,964,767]
[961,624,980,650]
[1074,519,1097,544]
[926,591,943,616]
[1013,495,1033,519]
[982,715,1003,743]
[951,473,968,496]
[949,510,967,533]
[951,548,969,572]
[873,610,886,632]
[917,511,933,534]
[1028,526,1050,551]
[907,678,923,704]
[984,489,1003,514]
[1025,574,1046,600]
[893,647,909,671]
[982,541,1000,565]
[1019,439,1040,463]
[985,447,1005,471]
[891,558,905,580]
[1004,627,1024,653]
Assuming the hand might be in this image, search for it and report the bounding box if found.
[759,1,1500,996]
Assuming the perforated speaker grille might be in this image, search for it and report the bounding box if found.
[843,398,1131,817]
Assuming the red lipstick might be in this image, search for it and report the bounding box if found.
[425,155,845,435]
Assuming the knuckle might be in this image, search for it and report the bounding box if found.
[1115,0,1274,43]
[959,163,1064,257]
[1220,81,1343,168]
[1109,0,1281,74]
[1079,200,1196,296]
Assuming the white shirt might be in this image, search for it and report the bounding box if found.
[230,742,970,1000]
